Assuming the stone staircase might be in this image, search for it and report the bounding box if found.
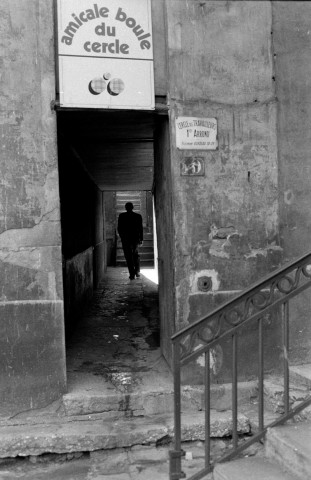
[213,422,311,479]
[0,376,253,459]
[116,229,155,267]
[0,364,310,478]
[115,191,154,267]
[213,364,311,480]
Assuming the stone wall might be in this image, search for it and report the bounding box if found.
[0,0,66,413]
[274,1,311,259]
[63,248,93,338]
[57,136,106,338]
[154,118,175,363]
[165,0,311,375]
[151,0,167,97]
[273,1,311,364]
[104,192,117,266]
[93,189,106,288]
[165,0,282,378]
[166,0,281,327]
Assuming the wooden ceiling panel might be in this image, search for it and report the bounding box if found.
[77,142,154,166]
[58,111,155,141]
[58,110,155,191]
[91,167,154,191]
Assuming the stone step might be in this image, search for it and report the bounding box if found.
[116,261,155,267]
[0,411,251,458]
[116,243,154,250]
[116,197,141,201]
[117,236,154,243]
[213,456,300,480]
[116,248,153,255]
[116,229,153,235]
[263,374,311,414]
[116,255,154,259]
[116,249,154,257]
[116,239,154,245]
[116,253,155,262]
[116,250,154,259]
[213,371,311,480]
[62,382,257,418]
[116,258,155,265]
[116,197,141,204]
[116,196,141,200]
[116,241,154,248]
[116,193,141,197]
[265,422,311,479]
[116,193,142,198]
[290,364,311,388]
[117,232,153,241]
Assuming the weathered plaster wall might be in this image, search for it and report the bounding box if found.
[93,189,106,288]
[165,0,284,377]
[274,1,311,259]
[151,0,167,97]
[57,138,106,338]
[104,192,117,266]
[166,0,281,326]
[273,1,311,363]
[154,117,175,364]
[0,0,66,413]
[63,248,93,338]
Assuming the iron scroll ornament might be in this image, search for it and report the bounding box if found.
[178,262,311,362]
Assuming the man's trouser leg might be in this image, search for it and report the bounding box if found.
[133,244,140,274]
[122,241,135,277]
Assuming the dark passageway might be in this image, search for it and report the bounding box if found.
[56,109,172,385]
[56,109,156,335]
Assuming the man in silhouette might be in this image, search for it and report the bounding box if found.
[118,202,143,280]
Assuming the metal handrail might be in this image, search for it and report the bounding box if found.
[169,251,311,480]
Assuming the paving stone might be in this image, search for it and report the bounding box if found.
[0,460,91,480]
[129,463,168,480]
[89,450,129,474]
[127,446,168,465]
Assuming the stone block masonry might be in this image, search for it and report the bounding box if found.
[0,0,66,413]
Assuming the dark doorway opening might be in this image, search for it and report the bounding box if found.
[56,109,165,384]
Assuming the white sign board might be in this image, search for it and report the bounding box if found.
[176,117,218,150]
[57,0,154,109]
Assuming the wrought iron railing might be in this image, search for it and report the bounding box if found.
[169,252,311,480]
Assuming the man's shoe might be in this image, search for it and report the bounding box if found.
[135,272,140,278]
[129,275,135,280]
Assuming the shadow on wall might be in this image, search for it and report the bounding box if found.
[63,248,94,339]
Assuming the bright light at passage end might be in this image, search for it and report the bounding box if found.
[141,268,158,285]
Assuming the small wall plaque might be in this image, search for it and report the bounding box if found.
[176,116,218,150]
[180,156,205,176]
